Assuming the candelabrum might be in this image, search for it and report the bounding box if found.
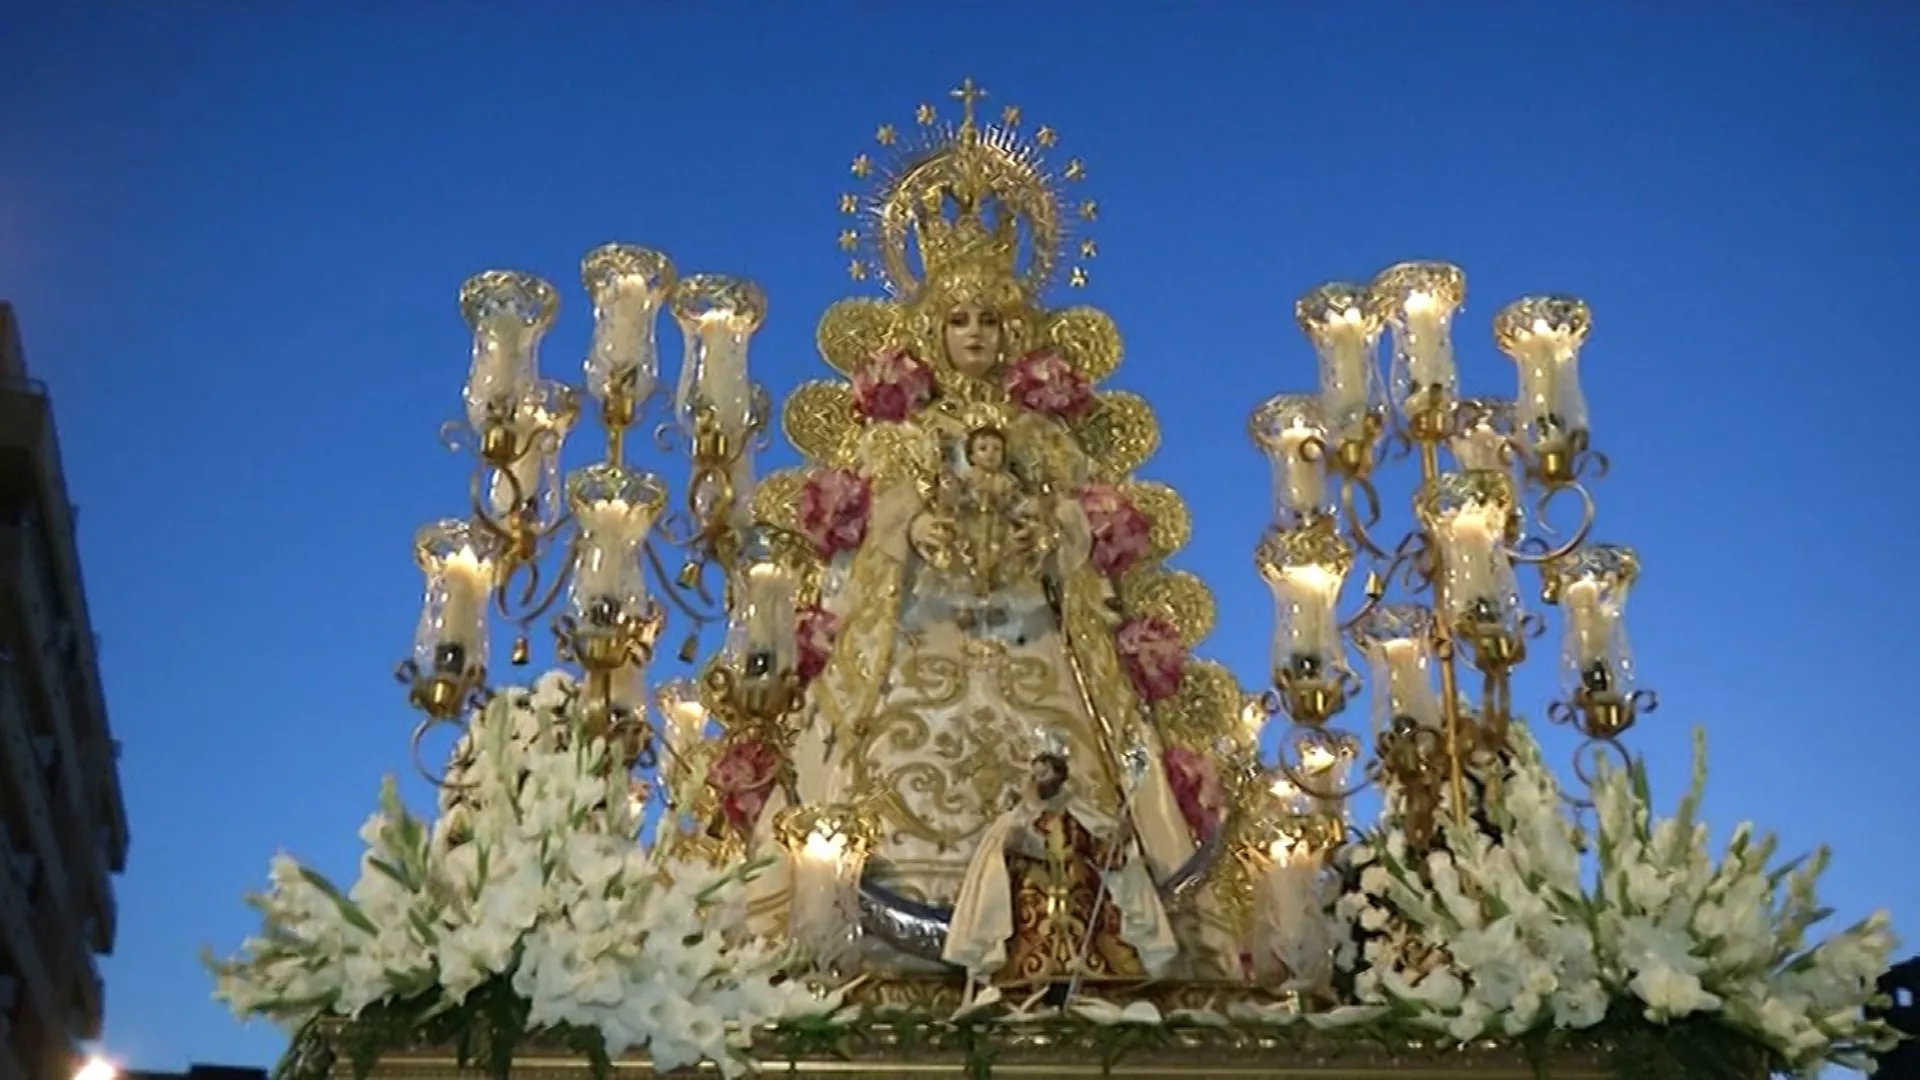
[1243,262,1657,852]
[394,245,807,789]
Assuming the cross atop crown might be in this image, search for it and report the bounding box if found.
[950,77,988,133]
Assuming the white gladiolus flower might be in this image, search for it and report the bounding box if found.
[208,669,844,1075]
[1333,722,1901,1075]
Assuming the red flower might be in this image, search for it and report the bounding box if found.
[850,347,934,423]
[1162,744,1226,843]
[1116,615,1187,703]
[795,604,840,682]
[1076,484,1153,577]
[1005,348,1093,420]
[707,737,782,837]
[798,468,871,558]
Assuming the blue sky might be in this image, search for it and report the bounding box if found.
[3,2,1917,1070]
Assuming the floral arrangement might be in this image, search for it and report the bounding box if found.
[1076,483,1153,577]
[206,672,841,1079]
[798,468,871,559]
[850,346,934,422]
[706,736,784,839]
[1005,347,1093,420]
[1335,724,1901,1078]
[1115,614,1187,703]
[794,604,840,683]
[1162,745,1226,843]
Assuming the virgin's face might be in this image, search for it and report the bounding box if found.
[943,302,1003,377]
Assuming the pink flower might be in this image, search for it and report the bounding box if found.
[707,737,782,837]
[1116,615,1187,704]
[799,468,871,558]
[1005,348,1093,420]
[1076,484,1153,577]
[851,347,934,423]
[1162,745,1226,843]
[795,604,840,682]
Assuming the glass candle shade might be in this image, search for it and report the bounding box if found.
[1352,604,1444,735]
[1291,726,1359,808]
[566,465,668,656]
[654,677,709,766]
[1256,524,1353,695]
[776,804,875,969]
[1250,394,1332,530]
[582,244,677,415]
[411,519,502,683]
[1494,296,1594,466]
[1370,261,1465,432]
[1294,282,1384,459]
[1267,774,1317,820]
[731,540,798,682]
[1421,471,1522,635]
[1554,544,1640,701]
[671,274,767,442]
[460,270,558,434]
[1451,397,1515,473]
[486,380,580,520]
[1248,831,1337,990]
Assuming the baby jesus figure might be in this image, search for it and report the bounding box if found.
[911,426,1054,599]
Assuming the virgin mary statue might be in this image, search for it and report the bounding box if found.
[737,97,1240,977]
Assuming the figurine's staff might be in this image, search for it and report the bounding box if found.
[1044,573,1157,1006]
[1060,747,1151,1007]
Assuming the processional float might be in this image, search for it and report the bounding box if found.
[211,79,1900,1080]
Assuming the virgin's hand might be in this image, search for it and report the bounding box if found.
[909,513,952,552]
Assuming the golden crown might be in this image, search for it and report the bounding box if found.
[836,78,1098,301]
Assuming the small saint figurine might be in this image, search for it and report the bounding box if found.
[943,745,1178,989]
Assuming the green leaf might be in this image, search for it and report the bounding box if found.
[367,857,412,891]
[297,867,381,937]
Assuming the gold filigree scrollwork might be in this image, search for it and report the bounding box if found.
[781,381,862,467]
[1122,569,1218,648]
[1120,480,1192,563]
[1155,659,1244,748]
[815,297,904,377]
[748,468,811,537]
[1044,305,1124,385]
[1073,391,1161,480]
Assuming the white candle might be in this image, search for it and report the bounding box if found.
[588,277,658,403]
[1400,292,1454,395]
[488,448,543,517]
[1442,508,1503,618]
[1317,317,1372,436]
[1379,639,1442,728]
[1277,427,1326,517]
[466,319,529,429]
[791,828,856,964]
[1299,742,1339,781]
[1511,330,1584,445]
[573,497,647,606]
[1451,419,1507,472]
[1275,565,1342,665]
[744,562,794,664]
[697,316,752,438]
[438,550,491,653]
[664,696,707,762]
[1561,579,1614,667]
